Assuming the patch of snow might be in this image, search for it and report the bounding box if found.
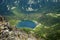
[28,0,36,4]
[11,7,16,10]
[26,7,38,11]
[26,7,34,11]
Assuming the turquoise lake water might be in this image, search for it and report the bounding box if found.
[16,20,36,28]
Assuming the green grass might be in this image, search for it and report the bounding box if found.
[9,19,20,26]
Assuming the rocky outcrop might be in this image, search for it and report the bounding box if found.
[0,21,38,40]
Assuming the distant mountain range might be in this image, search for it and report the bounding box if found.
[0,0,60,15]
